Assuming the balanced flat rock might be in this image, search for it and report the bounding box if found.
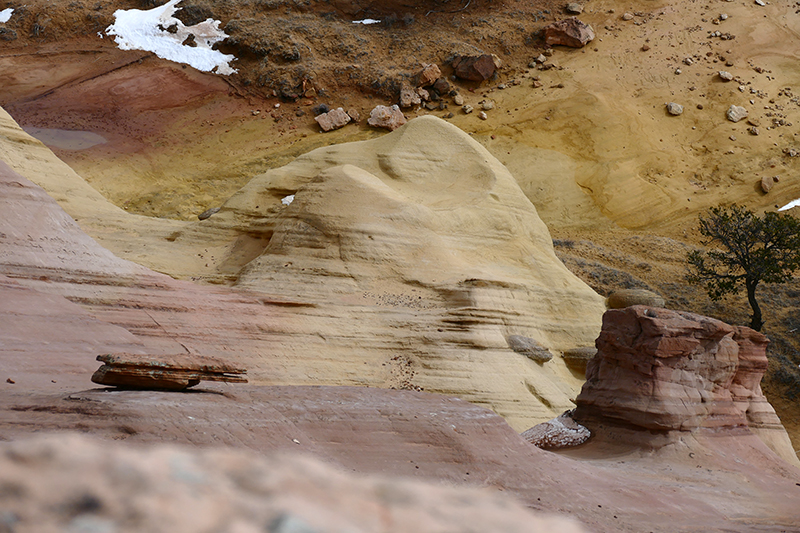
[92,353,247,390]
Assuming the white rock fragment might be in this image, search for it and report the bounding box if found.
[0,8,13,23]
[281,195,295,206]
[105,0,237,75]
[726,105,748,122]
[352,18,381,24]
[666,102,684,116]
[521,410,590,450]
[718,71,734,81]
[754,0,766,6]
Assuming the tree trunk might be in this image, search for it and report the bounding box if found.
[745,277,763,331]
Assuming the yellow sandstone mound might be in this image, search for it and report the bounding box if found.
[1,109,605,429]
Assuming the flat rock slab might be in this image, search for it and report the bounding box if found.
[92,353,247,390]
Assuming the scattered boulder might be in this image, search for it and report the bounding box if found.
[347,108,360,122]
[91,353,248,390]
[367,104,406,130]
[760,176,775,193]
[315,107,352,131]
[452,54,498,82]
[480,100,495,111]
[607,289,665,309]
[621,12,634,21]
[666,102,684,116]
[718,70,734,81]
[565,3,583,14]
[522,410,590,449]
[417,63,441,87]
[453,94,464,106]
[507,335,553,363]
[726,105,748,122]
[416,87,430,101]
[462,104,474,114]
[399,84,422,108]
[543,17,595,48]
[562,347,597,374]
[312,103,330,116]
[432,77,450,95]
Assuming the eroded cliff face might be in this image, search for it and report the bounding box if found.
[0,109,605,429]
[573,305,799,465]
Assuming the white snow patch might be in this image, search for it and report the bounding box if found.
[778,198,800,211]
[105,0,237,75]
[281,194,295,206]
[0,8,13,23]
[352,18,381,24]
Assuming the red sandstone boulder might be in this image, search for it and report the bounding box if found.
[451,54,499,82]
[417,63,442,87]
[543,17,595,48]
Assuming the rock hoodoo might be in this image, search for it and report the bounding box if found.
[573,306,798,463]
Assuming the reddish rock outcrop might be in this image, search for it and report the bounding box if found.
[573,306,798,463]
[92,353,247,390]
[543,17,595,48]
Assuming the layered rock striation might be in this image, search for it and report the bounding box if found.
[573,306,798,464]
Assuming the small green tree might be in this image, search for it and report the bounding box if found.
[686,204,800,331]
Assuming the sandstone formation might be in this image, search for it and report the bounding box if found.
[543,18,595,48]
[574,306,799,465]
[91,353,247,390]
[0,109,606,430]
[0,433,587,533]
